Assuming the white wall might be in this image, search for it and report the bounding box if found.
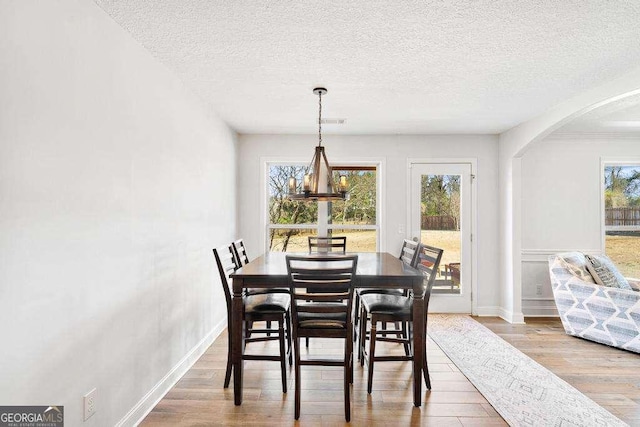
[237,134,501,314]
[0,1,235,425]
[520,135,640,315]
[496,67,640,324]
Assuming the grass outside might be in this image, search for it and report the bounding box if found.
[421,230,461,270]
[271,229,461,292]
[605,234,640,279]
[269,229,377,252]
[269,229,461,270]
[269,230,640,288]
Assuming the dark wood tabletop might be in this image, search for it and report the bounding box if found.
[230,251,427,407]
[231,252,423,287]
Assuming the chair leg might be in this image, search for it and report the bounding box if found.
[350,351,354,385]
[278,318,287,393]
[285,311,293,366]
[423,322,431,389]
[354,292,360,328]
[402,321,410,356]
[347,326,354,385]
[224,326,233,388]
[294,337,301,420]
[344,337,351,422]
[358,306,367,366]
[367,318,377,394]
[353,305,359,343]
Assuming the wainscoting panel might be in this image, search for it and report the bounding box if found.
[521,249,602,317]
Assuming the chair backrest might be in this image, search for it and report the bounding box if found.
[399,239,419,265]
[412,244,444,309]
[232,239,250,266]
[308,236,347,253]
[213,244,240,318]
[286,255,358,329]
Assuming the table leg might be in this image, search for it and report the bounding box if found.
[232,281,244,405]
[412,285,425,407]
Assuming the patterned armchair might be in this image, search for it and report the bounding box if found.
[549,252,640,353]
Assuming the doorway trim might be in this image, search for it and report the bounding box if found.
[407,158,478,315]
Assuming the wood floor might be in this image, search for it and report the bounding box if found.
[141,318,640,426]
[477,317,640,426]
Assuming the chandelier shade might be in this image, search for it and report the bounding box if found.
[287,88,347,202]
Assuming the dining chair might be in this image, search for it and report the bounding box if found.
[308,236,347,253]
[354,239,418,353]
[232,238,250,266]
[358,244,443,393]
[232,238,289,335]
[213,244,292,392]
[304,235,348,347]
[233,238,288,294]
[286,254,358,422]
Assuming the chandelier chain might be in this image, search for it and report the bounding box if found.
[287,87,346,201]
[318,91,322,146]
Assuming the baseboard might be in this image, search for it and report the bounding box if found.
[475,306,559,320]
[474,306,526,324]
[498,308,525,324]
[523,299,559,317]
[116,318,227,427]
[524,314,560,318]
[474,306,502,317]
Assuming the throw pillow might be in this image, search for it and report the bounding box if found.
[584,254,632,290]
[585,255,618,287]
[590,254,632,291]
[558,252,596,283]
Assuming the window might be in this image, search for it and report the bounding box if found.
[603,164,640,278]
[267,164,379,252]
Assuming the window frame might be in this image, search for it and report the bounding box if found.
[600,158,640,253]
[263,158,384,253]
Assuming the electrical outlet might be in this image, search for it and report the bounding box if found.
[398,224,405,234]
[535,284,543,296]
[83,388,96,421]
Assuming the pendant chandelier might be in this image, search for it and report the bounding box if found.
[288,87,348,201]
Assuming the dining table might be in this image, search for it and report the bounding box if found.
[230,251,427,406]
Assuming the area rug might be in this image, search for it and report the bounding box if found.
[427,314,627,427]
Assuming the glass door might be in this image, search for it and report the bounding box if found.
[411,163,472,313]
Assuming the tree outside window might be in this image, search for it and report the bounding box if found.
[267,164,378,252]
[604,165,640,279]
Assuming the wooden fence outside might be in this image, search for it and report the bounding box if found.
[606,207,640,227]
[422,215,458,231]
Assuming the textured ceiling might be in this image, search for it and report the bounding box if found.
[94,0,640,135]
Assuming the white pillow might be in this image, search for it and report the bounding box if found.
[585,254,632,290]
[557,252,596,283]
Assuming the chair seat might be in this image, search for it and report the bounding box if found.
[246,287,289,295]
[298,310,347,329]
[358,288,405,296]
[244,293,290,313]
[360,294,411,316]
